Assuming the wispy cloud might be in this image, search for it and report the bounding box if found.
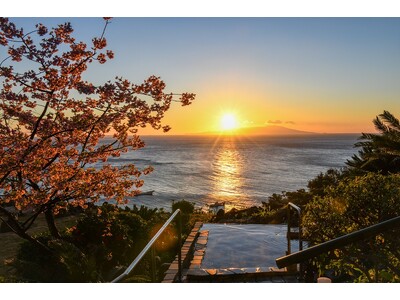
[267,120,282,124]
[266,120,296,125]
[241,120,255,127]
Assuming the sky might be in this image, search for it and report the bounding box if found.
[5,17,400,135]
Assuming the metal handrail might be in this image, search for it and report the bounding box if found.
[287,202,303,255]
[276,215,400,269]
[112,209,182,283]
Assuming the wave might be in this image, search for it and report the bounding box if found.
[106,157,177,166]
[96,135,358,210]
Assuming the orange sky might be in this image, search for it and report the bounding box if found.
[139,85,391,135]
[10,18,400,136]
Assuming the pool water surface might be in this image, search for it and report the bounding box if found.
[199,223,300,269]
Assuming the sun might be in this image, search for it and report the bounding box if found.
[220,114,238,131]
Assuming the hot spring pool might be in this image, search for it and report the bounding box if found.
[199,223,300,269]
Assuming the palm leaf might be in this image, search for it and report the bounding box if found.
[373,116,390,134]
[347,111,400,173]
[380,110,400,131]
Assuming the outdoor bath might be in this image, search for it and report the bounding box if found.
[197,223,300,269]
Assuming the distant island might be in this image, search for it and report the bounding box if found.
[200,125,316,136]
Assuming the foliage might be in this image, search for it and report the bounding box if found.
[249,188,313,224]
[125,204,160,222]
[307,168,346,197]
[249,204,282,224]
[347,111,400,174]
[171,199,195,229]
[172,199,195,215]
[12,203,178,282]
[303,173,400,282]
[0,18,194,249]
[68,205,151,280]
[15,235,96,282]
[246,168,346,225]
[301,112,400,282]
[9,200,211,282]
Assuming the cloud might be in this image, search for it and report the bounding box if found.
[265,120,296,125]
[240,120,255,128]
[267,120,282,124]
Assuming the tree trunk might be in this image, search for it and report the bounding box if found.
[23,231,54,255]
[0,207,54,255]
[45,208,61,239]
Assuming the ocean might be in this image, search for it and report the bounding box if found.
[99,134,359,211]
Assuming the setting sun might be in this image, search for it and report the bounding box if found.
[220,114,238,131]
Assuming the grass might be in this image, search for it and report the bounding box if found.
[0,213,79,279]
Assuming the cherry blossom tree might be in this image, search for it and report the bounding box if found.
[0,18,195,251]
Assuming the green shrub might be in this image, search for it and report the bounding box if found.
[172,200,195,215]
[127,205,159,221]
[15,235,98,282]
[11,201,203,282]
[68,206,150,279]
[303,173,400,282]
[171,200,196,232]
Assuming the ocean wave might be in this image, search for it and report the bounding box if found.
[106,157,177,166]
[96,135,358,210]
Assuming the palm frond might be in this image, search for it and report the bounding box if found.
[373,116,389,133]
[380,110,400,131]
[347,111,400,174]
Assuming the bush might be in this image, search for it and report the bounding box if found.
[303,173,400,282]
[126,205,159,221]
[12,203,181,282]
[172,200,195,215]
[68,206,150,280]
[11,201,209,282]
[171,200,196,232]
[15,236,97,282]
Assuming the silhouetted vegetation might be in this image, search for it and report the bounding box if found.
[347,110,400,174]
[8,201,209,282]
[302,111,400,282]
[303,173,400,282]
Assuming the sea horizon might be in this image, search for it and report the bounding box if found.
[99,133,360,211]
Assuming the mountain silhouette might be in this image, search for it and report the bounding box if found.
[200,125,315,136]
[237,125,314,135]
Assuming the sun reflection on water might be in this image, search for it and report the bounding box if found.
[210,137,247,209]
